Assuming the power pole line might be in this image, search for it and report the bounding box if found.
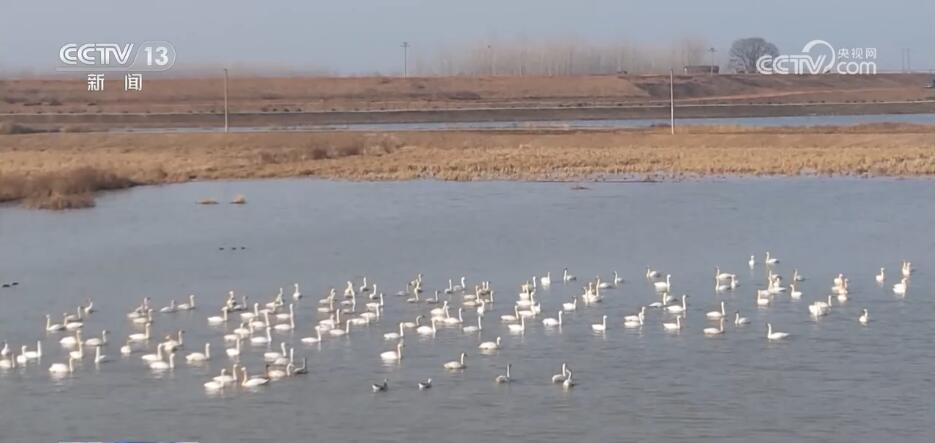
[708,47,717,75]
[401,42,410,77]
[487,44,495,76]
[669,68,675,135]
[223,68,229,133]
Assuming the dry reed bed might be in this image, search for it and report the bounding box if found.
[1,125,934,209]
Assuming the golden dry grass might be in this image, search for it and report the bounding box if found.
[1,125,934,209]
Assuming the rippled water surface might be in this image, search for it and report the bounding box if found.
[1,178,933,442]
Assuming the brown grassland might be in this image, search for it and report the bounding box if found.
[2,74,932,115]
[1,124,934,209]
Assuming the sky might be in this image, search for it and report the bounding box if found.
[2,0,933,75]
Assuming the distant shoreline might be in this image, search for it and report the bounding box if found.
[4,101,935,133]
[2,124,934,210]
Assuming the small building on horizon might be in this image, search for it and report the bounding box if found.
[683,65,719,75]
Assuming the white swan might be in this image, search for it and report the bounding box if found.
[149,351,175,370]
[875,267,885,284]
[48,357,75,375]
[177,294,196,311]
[591,315,607,332]
[624,311,643,328]
[225,339,241,358]
[624,306,645,323]
[654,274,672,292]
[163,330,184,352]
[443,352,466,370]
[61,330,82,347]
[902,261,912,277]
[500,306,520,323]
[213,365,238,385]
[207,307,229,325]
[597,276,613,290]
[292,283,302,301]
[84,330,108,347]
[562,297,577,312]
[443,307,464,326]
[94,346,109,364]
[748,255,755,269]
[23,341,42,360]
[790,284,802,299]
[562,369,575,390]
[552,362,568,383]
[792,269,804,282]
[46,314,65,332]
[703,319,725,336]
[416,317,437,336]
[663,316,682,331]
[765,251,779,265]
[273,309,296,331]
[542,311,562,327]
[540,272,552,287]
[380,341,404,361]
[186,343,211,363]
[128,323,151,342]
[614,271,623,285]
[734,311,750,326]
[462,316,482,333]
[276,303,294,321]
[646,267,660,279]
[160,299,177,314]
[508,316,526,334]
[251,326,272,344]
[715,267,735,282]
[665,294,687,314]
[478,336,501,351]
[328,321,351,337]
[241,367,269,387]
[706,301,726,319]
[858,308,870,325]
[120,340,133,355]
[0,353,15,369]
[495,364,512,384]
[141,344,163,363]
[563,267,576,282]
[384,322,405,340]
[301,327,323,344]
[418,378,432,390]
[893,278,908,296]
[766,323,789,340]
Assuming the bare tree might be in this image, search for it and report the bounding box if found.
[729,37,779,73]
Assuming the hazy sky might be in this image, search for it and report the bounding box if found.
[2,0,933,74]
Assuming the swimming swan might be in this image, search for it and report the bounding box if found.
[380,341,404,361]
[706,301,726,319]
[766,323,789,340]
[591,315,607,332]
[495,363,512,384]
[478,336,501,351]
[443,352,467,370]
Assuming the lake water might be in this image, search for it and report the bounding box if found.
[1,178,933,442]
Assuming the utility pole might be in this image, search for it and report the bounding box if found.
[708,47,717,75]
[401,42,410,77]
[669,68,675,135]
[487,44,495,76]
[223,68,229,133]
